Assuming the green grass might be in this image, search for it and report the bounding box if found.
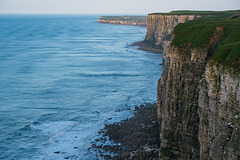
[150,10,240,19]
[171,14,240,70]
[100,11,240,70]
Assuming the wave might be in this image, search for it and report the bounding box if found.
[31,121,79,144]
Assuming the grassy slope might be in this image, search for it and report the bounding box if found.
[171,11,240,70]
[150,10,240,18]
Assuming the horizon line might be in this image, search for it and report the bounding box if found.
[0,9,238,16]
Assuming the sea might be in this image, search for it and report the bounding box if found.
[0,15,163,160]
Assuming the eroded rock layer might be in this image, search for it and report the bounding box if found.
[157,46,207,159]
[147,12,240,160]
[198,62,240,160]
[144,14,201,53]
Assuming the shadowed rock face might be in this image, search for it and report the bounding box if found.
[145,13,240,160]
[158,45,240,160]
[157,46,207,159]
[198,62,240,160]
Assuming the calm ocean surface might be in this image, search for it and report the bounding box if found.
[0,15,163,159]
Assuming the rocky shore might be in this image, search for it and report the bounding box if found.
[90,103,160,160]
[132,41,163,54]
[94,10,240,159]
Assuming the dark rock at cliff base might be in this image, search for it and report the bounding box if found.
[91,103,160,160]
[132,41,163,54]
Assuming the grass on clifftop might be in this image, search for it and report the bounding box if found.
[150,10,240,19]
[171,16,240,69]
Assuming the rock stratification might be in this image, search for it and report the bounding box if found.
[98,16,147,27]
[198,62,240,160]
[158,45,240,159]
[145,12,240,160]
[157,46,207,159]
[144,14,201,54]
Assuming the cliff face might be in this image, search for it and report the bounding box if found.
[144,14,201,53]
[157,46,207,159]
[148,13,240,160]
[98,16,147,27]
[198,62,240,160]
[158,45,240,160]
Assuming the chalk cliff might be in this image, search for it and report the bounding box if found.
[157,46,205,159]
[198,61,240,160]
[158,46,240,160]
[98,16,147,27]
[146,12,240,160]
[144,14,201,54]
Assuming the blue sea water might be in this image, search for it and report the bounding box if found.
[0,15,163,159]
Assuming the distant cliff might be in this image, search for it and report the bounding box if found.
[145,14,201,53]
[143,11,240,159]
[98,16,147,27]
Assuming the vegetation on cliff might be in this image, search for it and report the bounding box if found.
[98,16,147,22]
[98,16,147,26]
[142,9,240,160]
[171,13,240,70]
[150,10,240,18]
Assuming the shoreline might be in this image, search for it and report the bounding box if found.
[98,22,147,28]
[98,16,147,28]
[132,41,163,54]
[90,103,160,160]
[88,18,162,159]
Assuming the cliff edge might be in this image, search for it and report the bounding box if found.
[145,14,201,54]
[146,11,240,160]
[98,16,147,27]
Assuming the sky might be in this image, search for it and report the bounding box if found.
[0,0,239,15]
